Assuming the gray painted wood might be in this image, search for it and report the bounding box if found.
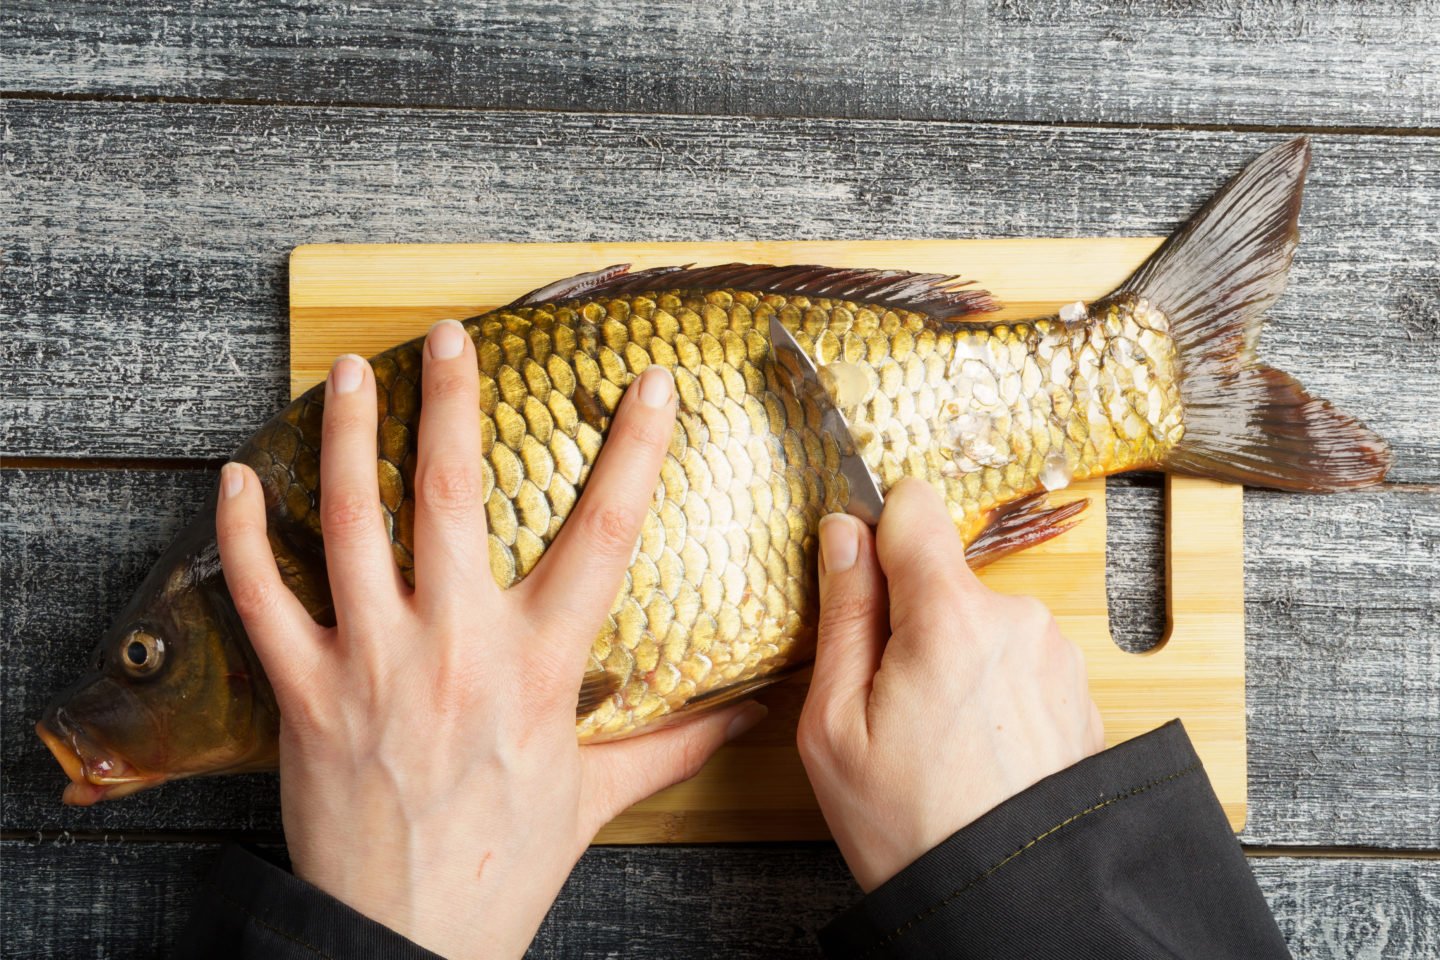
[7,101,1436,479]
[6,468,1436,846]
[1,1,1436,129]
[2,839,1436,958]
[1241,486,1440,848]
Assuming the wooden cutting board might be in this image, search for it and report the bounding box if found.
[290,239,1247,839]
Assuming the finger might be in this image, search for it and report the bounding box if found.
[319,354,405,625]
[579,702,767,830]
[875,477,982,638]
[412,320,496,619]
[214,463,323,691]
[521,366,676,646]
[805,514,888,721]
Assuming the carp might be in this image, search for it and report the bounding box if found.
[38,138,1389,804]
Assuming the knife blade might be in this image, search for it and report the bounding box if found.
[768,315,886,526]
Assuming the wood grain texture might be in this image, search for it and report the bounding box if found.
[2,839,1436,959]
[1240,486,1440,848]
[1,0,1436,129]
[4,469,1434,846]
[3,105,1435,480]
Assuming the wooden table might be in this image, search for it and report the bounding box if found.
[3,3,1437,956]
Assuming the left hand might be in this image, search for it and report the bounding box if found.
[214,320,766,959]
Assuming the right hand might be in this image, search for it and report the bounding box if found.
[797,478,1104,893]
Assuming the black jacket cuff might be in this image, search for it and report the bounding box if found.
[173,844,443,959]
[819,720,1289,959]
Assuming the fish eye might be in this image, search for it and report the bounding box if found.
[120,631,165,677]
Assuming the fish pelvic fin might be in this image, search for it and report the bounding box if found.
[1118,137,1390,491]
[964,493,1089,569]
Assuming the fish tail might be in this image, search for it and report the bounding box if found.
[1118,137,1391,491]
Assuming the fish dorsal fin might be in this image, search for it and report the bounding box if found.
[509,262,1000,323]
[510,264,636,307]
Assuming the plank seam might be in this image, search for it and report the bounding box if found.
[2,832,1436,858]
[1,90,1436,139]
[5,461,1434,496]
[1,456,225,472]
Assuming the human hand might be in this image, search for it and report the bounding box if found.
[214,321,766,959]
[796,478,1103,893]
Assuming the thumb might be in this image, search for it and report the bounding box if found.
[579,702,768,830]
[875,478,980,611]
[807,514,888,720]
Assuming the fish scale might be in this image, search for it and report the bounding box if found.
[238,287,1184,740]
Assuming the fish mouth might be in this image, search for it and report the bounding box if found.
[35,719,166,806]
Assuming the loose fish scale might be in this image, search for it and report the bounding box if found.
[240,288,1184,740]
[818,294,1184,544]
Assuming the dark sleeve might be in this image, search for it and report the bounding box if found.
[172,845,443,960]
[818,720,1290,960]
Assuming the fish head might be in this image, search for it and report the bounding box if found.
[37,510,280,805]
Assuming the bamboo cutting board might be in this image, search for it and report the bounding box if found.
[290,239,1247,839]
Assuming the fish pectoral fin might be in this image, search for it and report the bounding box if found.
[964,493,1089,569]
[268,526,335,627]
[577,666,622,718]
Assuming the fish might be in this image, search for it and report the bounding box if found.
[38,137,1390,804]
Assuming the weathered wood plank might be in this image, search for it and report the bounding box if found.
[5,469,1436,846]
[6,101,1436,478]
[1,839,1435,958]
[1238,487,1440,848]
[1,0,1435,129]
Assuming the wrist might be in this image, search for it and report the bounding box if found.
[288,811,575,960]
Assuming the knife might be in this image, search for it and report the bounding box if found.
[768,315,887,526]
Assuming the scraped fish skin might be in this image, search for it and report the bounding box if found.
[239,288,1182,738]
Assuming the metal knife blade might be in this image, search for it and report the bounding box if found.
[768,315,886,526]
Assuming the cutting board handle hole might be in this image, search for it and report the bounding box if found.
[1105,477,1167,655]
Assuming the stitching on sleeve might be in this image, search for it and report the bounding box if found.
[211,887,338,960]
[857,761,1203,959]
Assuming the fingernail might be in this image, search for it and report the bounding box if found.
[726,703,768,742]
[636,366,674,408]
[220,463,244,500]
[330,355,366,395]
[427,319,466,360]
[818,514,859,574]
